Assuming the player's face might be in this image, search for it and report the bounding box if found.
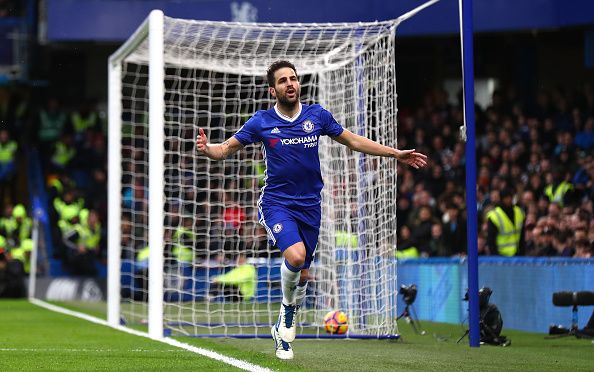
[270,67,300,107]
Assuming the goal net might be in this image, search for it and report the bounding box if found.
[108,10,409,339]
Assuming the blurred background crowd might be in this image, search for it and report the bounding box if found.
[0,1,592,296]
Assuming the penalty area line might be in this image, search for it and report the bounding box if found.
[29,299,272,372]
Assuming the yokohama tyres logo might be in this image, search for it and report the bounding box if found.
[280,135,318,145]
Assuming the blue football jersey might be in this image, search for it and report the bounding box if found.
[233,104,344,208]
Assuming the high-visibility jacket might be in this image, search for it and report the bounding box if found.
[250,160,266,188]
[71,112,97,134]
[0,140,17,163]
[51,141,76,167]
[172,245,193,263]
[395,246,420,260]
[486,206,525,256]
[335,230,358,248]
[11,205,32,242]
[215,263,257,301]
[54,197,84,223]
[10,239,33,273]
[39,110,66,142]
[544,182,573,206]
[172,227,194,263]
[48,176,64,195]
[77,222,101,250]
[135,246,150,270]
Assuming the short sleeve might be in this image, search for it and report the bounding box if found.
[233,114,261,146]
[320,108,344,137]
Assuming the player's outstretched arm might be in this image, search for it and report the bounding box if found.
[333,129,428,169]
[196,128,243,160]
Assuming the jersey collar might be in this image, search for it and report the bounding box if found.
[274,103,302,122]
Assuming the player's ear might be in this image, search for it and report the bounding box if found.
[268,86,276,97]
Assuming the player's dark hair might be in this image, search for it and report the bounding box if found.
[266,60,297,87]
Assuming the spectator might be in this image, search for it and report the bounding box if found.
[50,132,76,173]
[395,225,419,259]
[442,203,467,256]
[573,239,592,258]
[171,216,195,265]
[411,205,436,256]
[543,168,574,207]
[70,100,100,144]
[575,117,594,150]
[427,222,448,257]
[37,98,68,159]
[0,129,18,203]
[0,235,25,298]
[211,254,257,302]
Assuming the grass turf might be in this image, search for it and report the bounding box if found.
[1,299,593,371]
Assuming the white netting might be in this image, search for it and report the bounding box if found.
[114,15,399,338]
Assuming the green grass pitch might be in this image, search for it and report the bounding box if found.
[1,299,593,371]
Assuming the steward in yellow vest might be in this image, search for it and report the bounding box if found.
[0,129,17,165]
[212,254,257,301]
[51,133,76,170]
[485,189,525,256]
[0,129,17,181]
[544,181,573,207]
[10,239,33,273]
[172,219,194,264]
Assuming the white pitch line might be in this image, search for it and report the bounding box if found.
[0,348,183,353]
[30,299,272,372]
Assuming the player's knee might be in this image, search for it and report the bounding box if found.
[284,243,306,268]
[285,252,305,268]
[286,254,305,269]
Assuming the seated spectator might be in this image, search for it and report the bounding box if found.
[395,225,419,259]
[10,239,33,274]
[575,118,594,150]
[410,205,436,256]
[442,203,467,256]
[0,235,25,298]
[0,129,17,203]
[573,239,592,258]
[427,222,448,257]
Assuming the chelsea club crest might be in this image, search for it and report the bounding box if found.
[302,120,314,133]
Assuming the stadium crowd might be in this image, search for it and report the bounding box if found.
[396,84,593,258]
[0,80,593,288]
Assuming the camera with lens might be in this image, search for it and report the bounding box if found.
[399,284,417,306]
[460,287,509,346]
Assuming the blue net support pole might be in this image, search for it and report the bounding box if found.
[459,0,480,347]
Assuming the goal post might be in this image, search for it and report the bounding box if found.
[108,5,435,340]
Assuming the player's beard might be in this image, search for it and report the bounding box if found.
[276,88,300,112]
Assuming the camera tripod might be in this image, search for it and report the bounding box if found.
[397,303,425,335]
[546,291,594,340]
[546,305,594,340]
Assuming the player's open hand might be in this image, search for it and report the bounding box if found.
[395,149,428,169]
[196,128,208,154]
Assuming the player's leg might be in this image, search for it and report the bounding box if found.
[259,206,302,356]
[294,208,321,312]
[276,208,321,343]
[276,241,305,344]
[294,269,309,309]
